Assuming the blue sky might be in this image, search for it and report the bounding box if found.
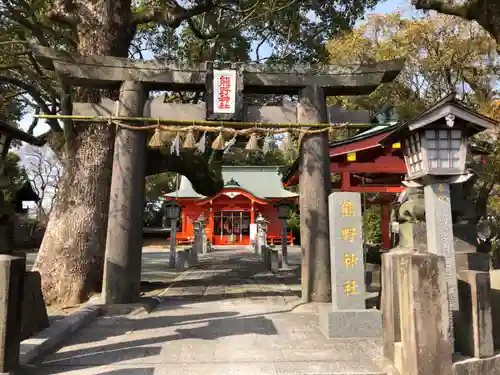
[369,0,413,17]
[19,0,414,134]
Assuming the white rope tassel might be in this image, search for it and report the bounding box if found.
[196,131,207,153]
[170,133,180,156]
[224,136,237,154]
[262,134,273,154]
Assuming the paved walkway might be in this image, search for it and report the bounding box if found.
[20,248,385,375]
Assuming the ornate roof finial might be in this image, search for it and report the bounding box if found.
[225,177,240,187]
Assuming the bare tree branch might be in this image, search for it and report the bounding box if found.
[24,145,62,221]
[0,76,62,132]
[412,0,479,20]
[28,107,40,134]
[132,0,216,28]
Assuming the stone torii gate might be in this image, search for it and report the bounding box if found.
[31,45,404,304]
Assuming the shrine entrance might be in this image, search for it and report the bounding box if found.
[213,211,251,245]
[31,44,404,304]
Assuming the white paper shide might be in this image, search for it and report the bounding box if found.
[213,70,237,114]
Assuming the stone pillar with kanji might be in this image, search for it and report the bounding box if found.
[319,191,382,338]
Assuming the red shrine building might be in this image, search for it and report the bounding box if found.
[165,166,298,246]
[282,124,406,250]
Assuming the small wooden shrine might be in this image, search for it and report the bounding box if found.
[165,166,298,246]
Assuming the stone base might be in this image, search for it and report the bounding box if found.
[20,271,49,341]
[319,305,382,338]
[455,252,489,272]
[398,222,427,251]
[175,250,189,271]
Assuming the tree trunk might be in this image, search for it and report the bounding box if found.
[33,125,115,304]
[31,0,135,305]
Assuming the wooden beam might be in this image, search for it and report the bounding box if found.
[70,99,375,126]
[30,44,405,95]
[337,186,404,193]
[330,156,407,174]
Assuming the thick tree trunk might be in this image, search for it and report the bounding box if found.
[33,125,115,304]
[31,0,135,305]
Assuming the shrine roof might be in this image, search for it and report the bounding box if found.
[281,123,400,184]
[0,120,46,146]
[165,166,298,200]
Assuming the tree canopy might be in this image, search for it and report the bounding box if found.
[412,0,500,46]
[328,11,500,224]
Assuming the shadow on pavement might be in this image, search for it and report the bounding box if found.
[19,365,156,375]
[29,313,278,373]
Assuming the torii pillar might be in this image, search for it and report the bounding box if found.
[298,86,332,302]
[102,81,147,304]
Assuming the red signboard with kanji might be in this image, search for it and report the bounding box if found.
[213,70,236,114]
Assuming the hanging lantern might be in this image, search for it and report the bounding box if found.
[149,127,174,148]
[211,132,225,150]
[280,132,293,153]
[245,132,259,151]
[183,128,196,149]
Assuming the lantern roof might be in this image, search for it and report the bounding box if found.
[382,93,497,145]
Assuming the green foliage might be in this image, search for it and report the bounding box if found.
[222,147,288,167]
[286,210,301,244]
[328,12,498,118]
[363,205,381,245]
[1,152,27,203]
[144,172,176,201]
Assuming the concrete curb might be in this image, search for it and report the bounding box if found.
[19,305,101,365]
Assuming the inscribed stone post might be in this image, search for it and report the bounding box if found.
[319,192,381,338]
[329,192,365,309]
[424,182,458,352]
[0,254,25,373]
[424,182,458,311]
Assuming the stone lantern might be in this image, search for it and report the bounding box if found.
[164,200,182,221]
[255,213,269,254]
[401,114,467,181]
[274,200,292,268]
[197,213,206,229]
[386,93,497,347]
[255,213,268,234]
[164,200,182,267]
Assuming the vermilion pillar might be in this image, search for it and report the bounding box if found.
[209,203,214,243]
[250,201,255,223]
[341,172,351,191]
[381,204,391,249]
